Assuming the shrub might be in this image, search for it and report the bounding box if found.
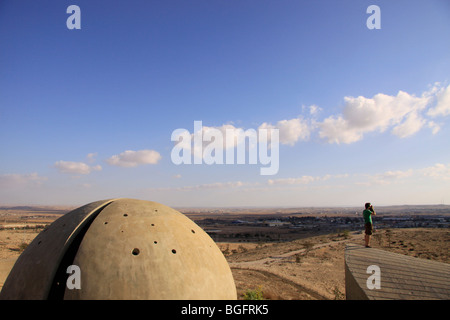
[243,287,264,300]
[342,230,350,239]
[18,242,28,252]
[333,286,345,300]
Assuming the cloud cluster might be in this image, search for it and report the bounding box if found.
[155,162,448,192]
[317,85,448,144]
[194,84,450,147]
[421,163,450,180]
[177,181,244,191]
[359,169,414,186]
[259,117,310,146]
[106,149,161,167]
[268,173,349,186]
[0,173,47,187]
[54,161,102,175]
[50,84,449,181]
[427,85,450,117]
[54,149,161,177]
[171,118,309,169]
[268,175,316,185]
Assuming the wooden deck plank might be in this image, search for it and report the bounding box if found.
[345,244,450,300]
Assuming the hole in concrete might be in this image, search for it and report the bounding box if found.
[104,222,108,225]
[123,213,128,217]
[132,248,140,255]
[172,249,177,254]
[191,229,195,234]
[154,241,158,244]
[151,224,155,227]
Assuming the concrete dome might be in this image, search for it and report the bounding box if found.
[0,199,237,300]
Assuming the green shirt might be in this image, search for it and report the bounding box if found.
[363,209,373,224]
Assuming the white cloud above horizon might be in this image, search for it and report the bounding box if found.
[421,163,450,181]
[4,84,449,206]
[54,161,102,175]
[317,85,448,144]
[357,169,414,186]
[427,84,450,117]
[0,172,48,188]
[259,117,310,146]
[175,83,450,148]
[146,162,449,194]
[106,149,162,167]
[259,83,449,145]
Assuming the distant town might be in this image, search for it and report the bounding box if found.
[183,205,450,242]
[1,204,449,243]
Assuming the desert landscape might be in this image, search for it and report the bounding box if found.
[1,205,449,299]
[223,228,450,299]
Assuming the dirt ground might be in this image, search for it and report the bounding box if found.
[1,227,449,299]
[220,228,450,300]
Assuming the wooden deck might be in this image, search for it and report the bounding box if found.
[345,244,450,300]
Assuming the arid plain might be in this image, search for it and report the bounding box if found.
[1,205,449,299]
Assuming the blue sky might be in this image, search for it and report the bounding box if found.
[1,0,450,207]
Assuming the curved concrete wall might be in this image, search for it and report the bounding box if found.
[1,199,237,300]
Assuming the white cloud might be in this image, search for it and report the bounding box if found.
[173,122,276,166]
[175,117,311,155]
[174,123,243,153]
[0,173,47,187]
[427,84,450,117]
[268,175,316,185]
[181,181,244,190]
[321,173,349,181]
[391,111,425,138]
[318,115,362,144]
[151,173,350,193]
[356,169,414,186]
[86,153,97,163]
[54,161,102,175]
[148,180,250,192]
[308,105,322,116]
[381,170,413,179]
[356,163,450,186]
[427,121,441,135]
[172,83,449,150]
[268,173,349,185]
[421,163,450,180]
[259,117,310,146]
[318,89,432,144]
[106,149,161,167]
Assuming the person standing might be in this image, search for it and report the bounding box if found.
[363,203,376,247]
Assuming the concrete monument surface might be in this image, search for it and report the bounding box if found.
[0,198,237,300]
